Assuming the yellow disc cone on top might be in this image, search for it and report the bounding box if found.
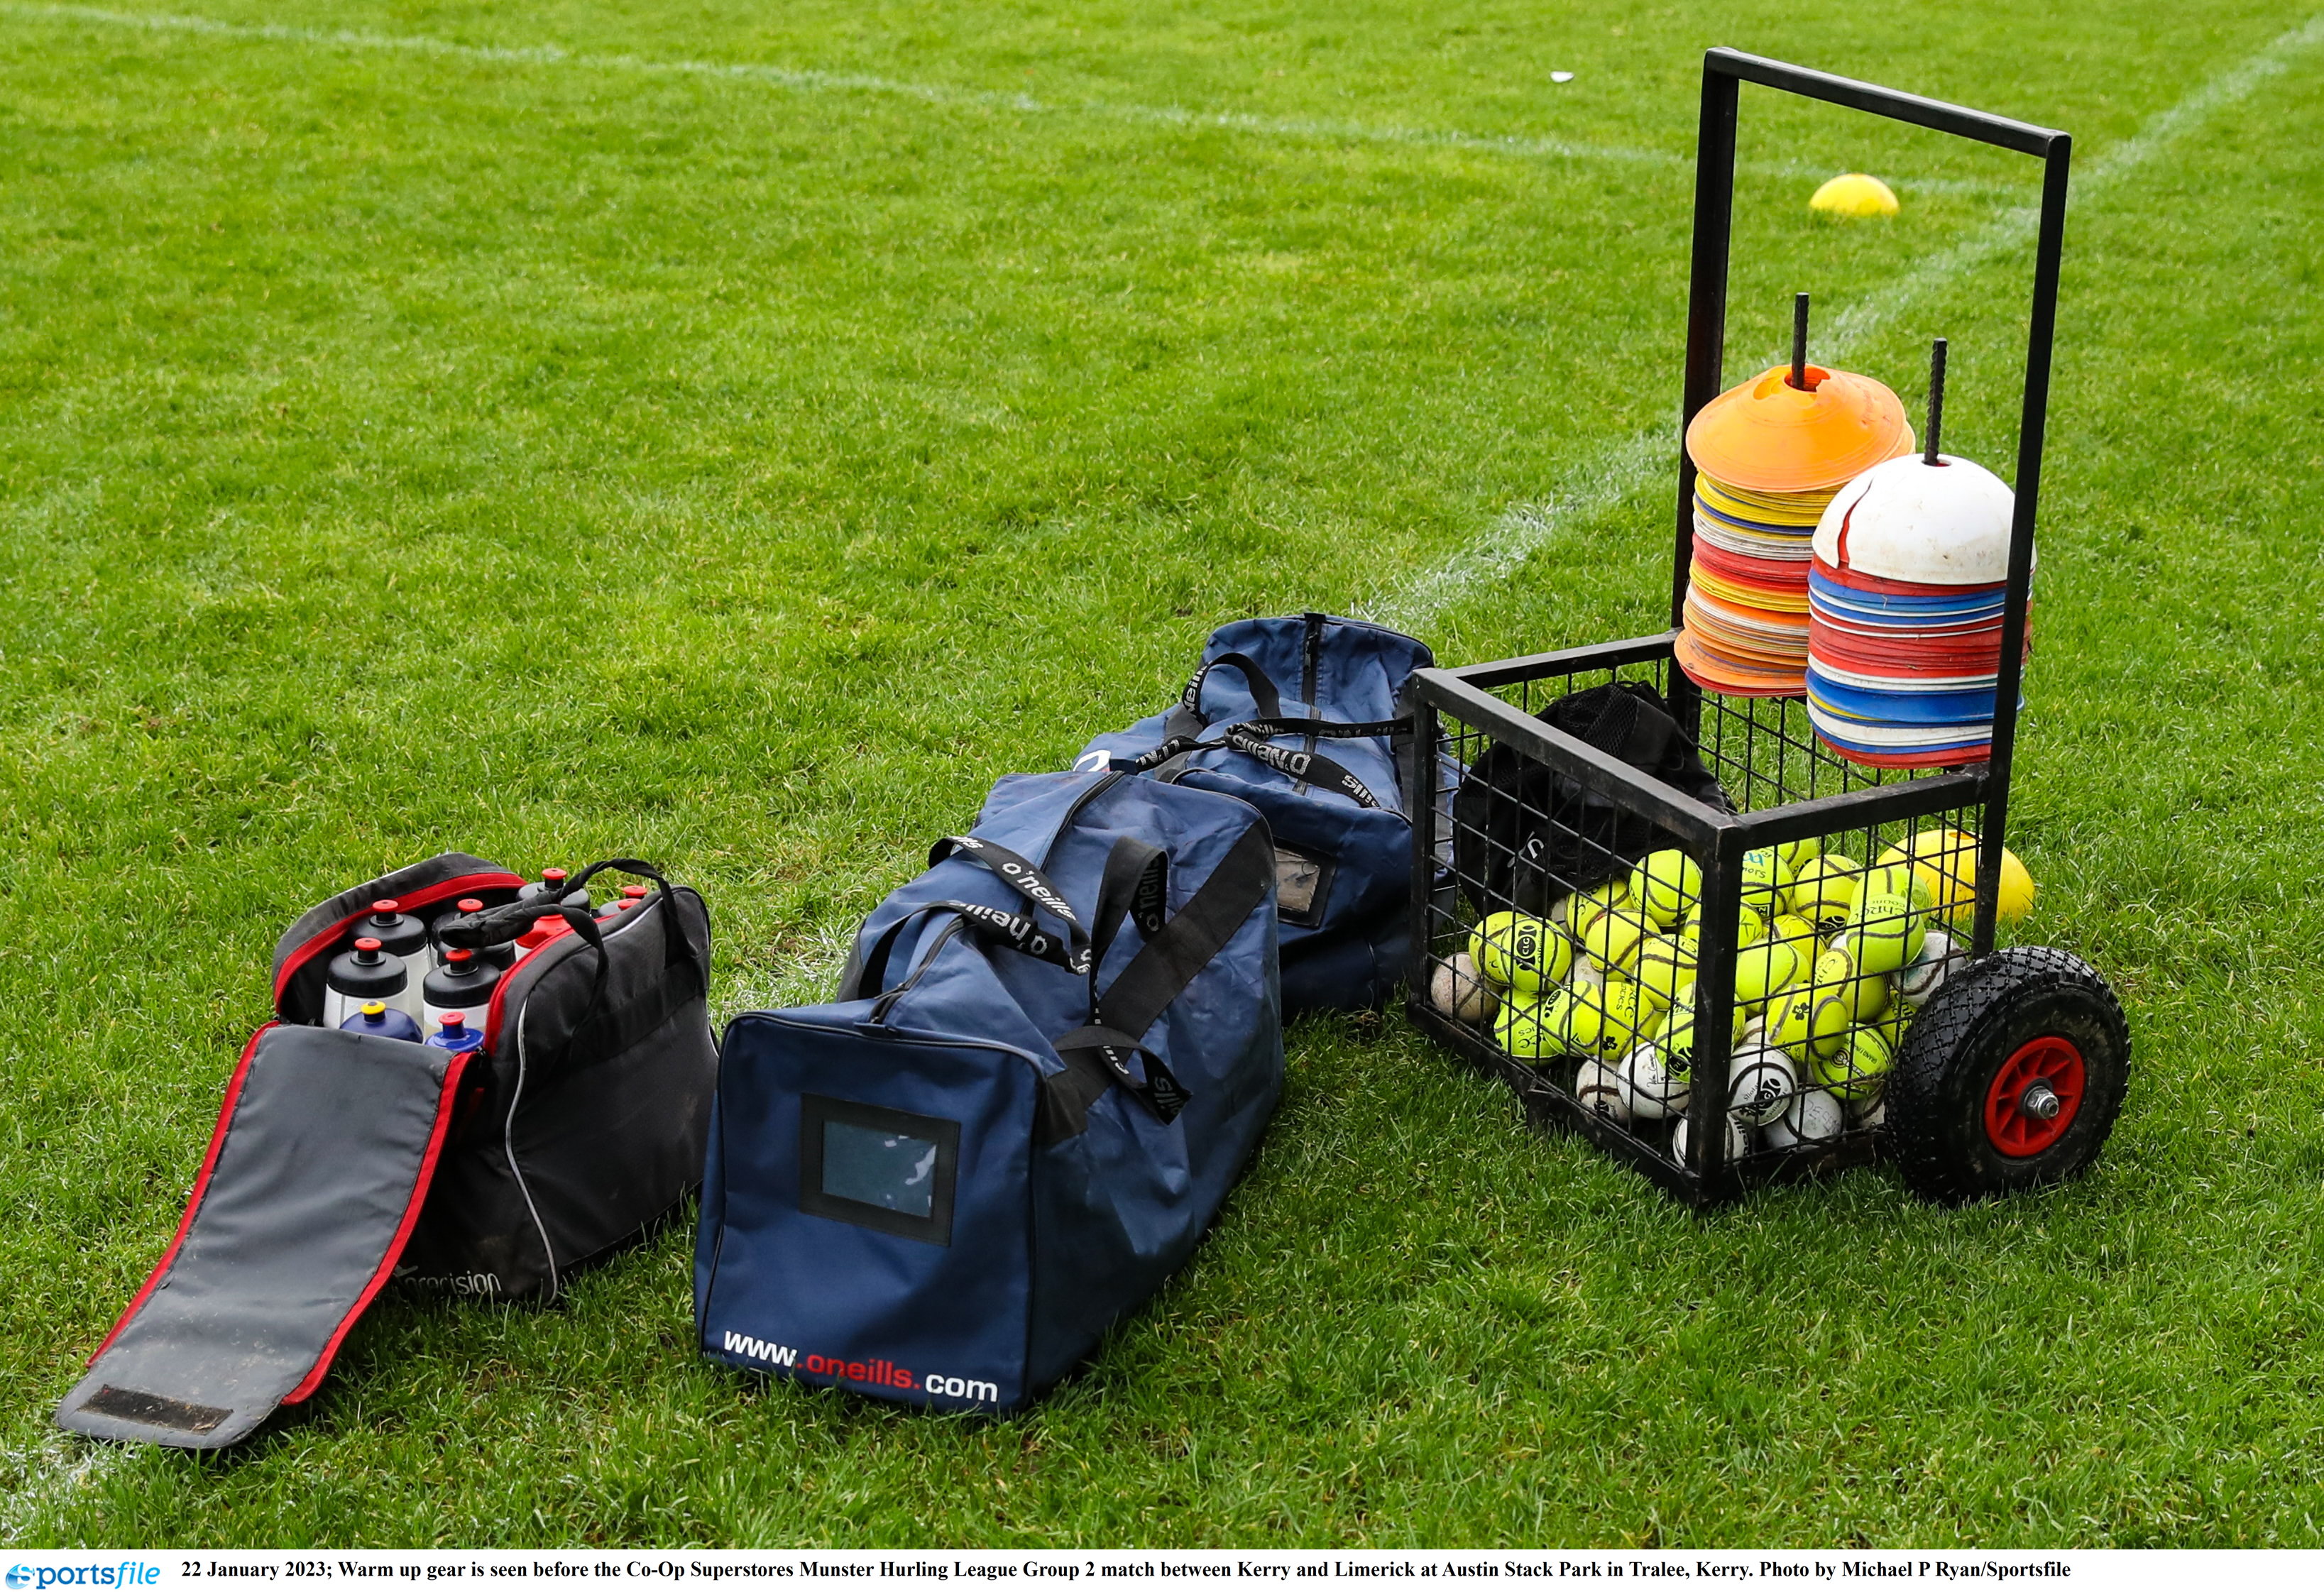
[1685,364,1914,495]
[1810,173,1901,219]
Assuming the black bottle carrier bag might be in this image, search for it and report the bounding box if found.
[55,854,716,1450]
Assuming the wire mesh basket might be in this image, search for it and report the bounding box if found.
[1405,639,1995,1204]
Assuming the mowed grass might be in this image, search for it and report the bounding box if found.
[3,0,2323,1547]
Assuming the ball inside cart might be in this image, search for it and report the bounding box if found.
[1726,1041,1798,1127]
[1895,928,1967,1009]
[1770,985,1851,1062]
[1811,1021,1894,1104]
[1763,1086,1846,1149]
[1739,848,1795,917]
[1789,853,1860,934]
[1629,848,1702,928]
[1430,951,1499,1026]
[1493,993,1560,1064]
[1574,1058,1631,1126]
[1813,944,1892,1023]
[1843,889,1926,975]
[1672,1111,1752,1165]
[1470,911,1569,992]
[1621,1038,1692,1120]
[1735,933,1809,1011]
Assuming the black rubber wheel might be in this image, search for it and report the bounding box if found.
[1887,946,2131,1206]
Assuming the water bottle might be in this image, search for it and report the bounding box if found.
[422,947,503,1033]
[517,867,591,912]
[424,1011,486,1055]
[340,1000,423,1043]
[449,897,515,971]
[324,938,411,1028]
[358,899,432,992]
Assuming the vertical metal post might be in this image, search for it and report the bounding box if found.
[1671,62,1741,637]
[1972,138,2071,958]
[1405,699,1443,994]
[1683,827,1745,1192]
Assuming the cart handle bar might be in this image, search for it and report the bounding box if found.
[1705,48,2066,157]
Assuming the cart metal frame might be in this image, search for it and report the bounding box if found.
[1403,50,2071,1204]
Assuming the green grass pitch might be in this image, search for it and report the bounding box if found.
[4,0,2323,1548]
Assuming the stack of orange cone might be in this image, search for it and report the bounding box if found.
[1675,300,1914,697]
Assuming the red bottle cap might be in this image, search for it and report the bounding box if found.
[440,1012,466,1030]
[445,948,474,967]
[516,914,571,950]
[354,937,383,954]
[373,899,401,914]
[622,885,649,901]
[457,898,485,913]
[542,868,568,884]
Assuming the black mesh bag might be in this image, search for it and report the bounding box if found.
[1452,681,1731,917]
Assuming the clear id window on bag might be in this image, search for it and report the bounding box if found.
[800,1096,960,1246]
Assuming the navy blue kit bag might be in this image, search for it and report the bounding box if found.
[694,769,1281,1411]
[1074,613,1433,1016]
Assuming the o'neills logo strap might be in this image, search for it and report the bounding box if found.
[1055,1025,1190,1125]
[930,835,1094,971]
[1127,724,1388,809]
[1217,727,1383,809]
[938,899,1084,974]
[1124,734,1205,773]
[1230,715,1403,742]
[1179,664,1215,718]
[1129,852,1168,938]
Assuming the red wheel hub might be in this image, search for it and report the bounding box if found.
[1984,1036,2085,1157]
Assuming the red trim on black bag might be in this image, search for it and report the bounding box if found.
[271,872,524,1015]
[87,1023,276,1364]
[279,1046,473,1405]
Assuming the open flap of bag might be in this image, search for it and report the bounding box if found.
[55,1023,468,1449]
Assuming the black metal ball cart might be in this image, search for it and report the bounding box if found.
[1402,49,2131,1207]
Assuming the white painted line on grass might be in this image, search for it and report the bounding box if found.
[0,1436,124,1547]
[2,1,2015,194]
[1366,10,2324,635]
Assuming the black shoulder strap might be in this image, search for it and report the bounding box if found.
[1037,819,1275,1143]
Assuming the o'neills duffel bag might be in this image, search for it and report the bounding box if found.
[1073,613,1433,1016]
[696,769,1281,1412]
[55,855,716,1450]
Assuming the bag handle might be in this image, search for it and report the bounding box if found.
[924,836,1096,973]
[843,835,1168,1003]
[843,897,1075,1003]
[1036,818,1274,1142]
[437,858,691,1029]
[1163,652,1284,739]
[439,897,604,956]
